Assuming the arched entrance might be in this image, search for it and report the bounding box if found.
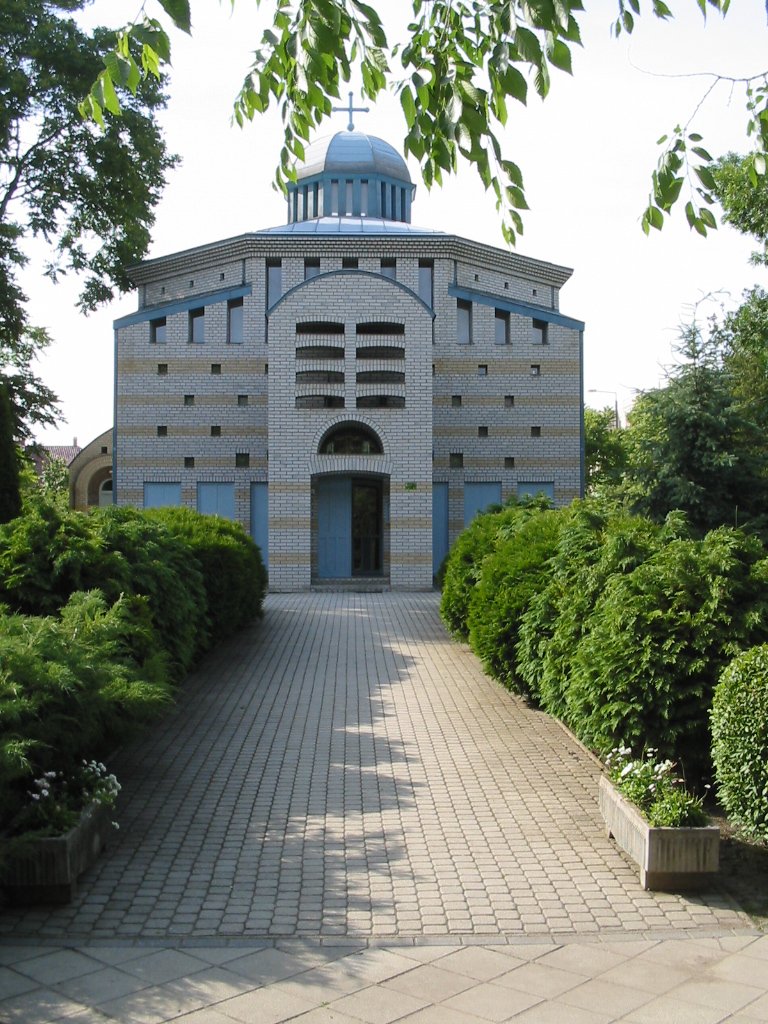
[315,475,385,579]
[314,422,388,580]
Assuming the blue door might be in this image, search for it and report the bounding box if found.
[197,482,235,519]
[317,477,352,578]
[250,482,269,570]
[463,481,502,527]
[432,482,449,576]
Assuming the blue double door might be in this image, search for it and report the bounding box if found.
[317,476,383,579]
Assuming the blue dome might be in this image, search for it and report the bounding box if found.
[298,131,411,184]
[286,130,416,225]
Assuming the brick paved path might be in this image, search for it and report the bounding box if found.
[0,593,746,942]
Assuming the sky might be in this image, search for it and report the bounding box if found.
[25,0,768,446]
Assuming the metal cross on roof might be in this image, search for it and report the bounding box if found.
[332,91,370,132]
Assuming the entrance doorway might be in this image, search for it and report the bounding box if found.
[316,476,384,578]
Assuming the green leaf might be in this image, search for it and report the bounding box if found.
[694,165,717,191]
[157,0,192,34]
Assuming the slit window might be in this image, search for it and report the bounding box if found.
[304,258,321,280]
[380,258,396,280]
[227,298,244,344]
[266,260,282,307]
[531,318,548,345]
[418,260,434,307]
[189,307,205,344]
[495,309,510,345]
[150,317,166,344]
[457,300,472,344]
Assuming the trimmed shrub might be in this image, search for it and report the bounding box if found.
[711,646,768,841]
[0,591,172,832]
[518,504,685,715]
[440,498,549,640]
[467,508,563,695]
[566,528,768,782]
[146,507,267,648]
[0,503,207,679]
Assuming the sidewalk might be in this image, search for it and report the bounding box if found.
[0,593,764,1022]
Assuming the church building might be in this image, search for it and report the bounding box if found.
[113,123,584,591]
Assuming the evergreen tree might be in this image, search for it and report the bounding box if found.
[0,380,21,523]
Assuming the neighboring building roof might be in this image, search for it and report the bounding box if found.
[297,131,411,183]
[29,444,81,470]
[258,217,444,236]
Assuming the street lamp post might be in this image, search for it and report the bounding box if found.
[587,389,620,429]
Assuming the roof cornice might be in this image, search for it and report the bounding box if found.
[128,231,574,289]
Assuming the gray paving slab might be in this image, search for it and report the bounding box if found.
[1,593,767,1023]
[0,593,749,942]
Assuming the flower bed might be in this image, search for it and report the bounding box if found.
[1,801,115,905]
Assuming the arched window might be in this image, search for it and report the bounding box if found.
[319,423,383,455]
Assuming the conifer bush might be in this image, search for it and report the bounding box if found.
[566,528,768,782]
[711,646,768,841]
[0,504,207,679]
[0,591,172,832]
[440,498,549,640]
[467,509,563,695]
[517,504,684,717]
[147,507,267,647]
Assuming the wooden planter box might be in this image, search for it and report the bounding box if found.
[599,775,719,891]
[1,802,114,906]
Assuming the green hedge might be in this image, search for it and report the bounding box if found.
[146,507,267,648]
[0,504,207,679]
[0,501,268,836]
[711,645,768,841]
[0,591,172,832]
[440,498,768,785]
[467,509,564,695]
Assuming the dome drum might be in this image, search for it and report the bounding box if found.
[287,131,416,225]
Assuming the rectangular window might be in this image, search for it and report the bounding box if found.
[184,394,194,406]
[184,456,195,468]
[157,363,168,375]
[345,179,353,215]
[418,260,434,307]
[451,395,462,407]
[477,364,488,376]
[211,363,221,375]
[504,394,515,407]
[150,317,167,344]
[330,179,339,214]
[360,180,369,216]
[227,297,244,344]
[449,453,464,469]
[342,257,358,269]
[211,425,221,437]
[478,426,489,437]
[235,452,250,468]
[380,258,396,280]
[157,425,167,437]
[237,394,248,406]
[531,425,542,437]
[505,457,516,469]
[457,299,472,344]
[189,307,205,344]
[304,257,321,280]
[531,318,548,345]
[266,259,282,307]
[495,309,510,345]
[531,364,541,376]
